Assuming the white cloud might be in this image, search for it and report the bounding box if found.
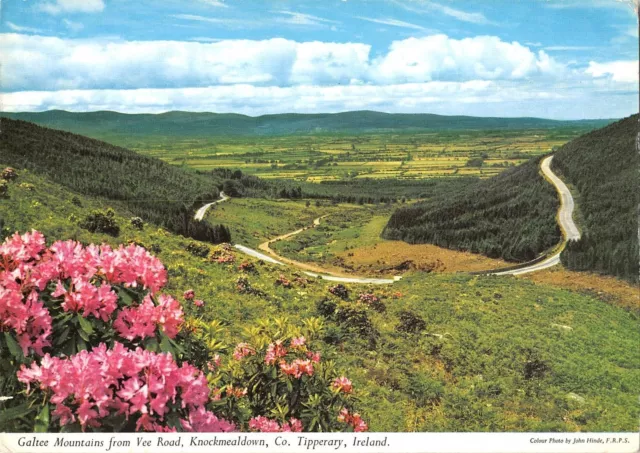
[355,16,429,31]
[373,35,565,83]
[586,60,639,83]
[275,11,339,27]
[5,22,43,33]
[172,14,261,28]
[198,0,229,7]
[392,0,496,25]
[2,33,635,119]
[2,80,635,119]
[545,45,596,50]
[63,19,84,32]
[0,33,569,91]
[38,0,105,15]
[424,2,494,25]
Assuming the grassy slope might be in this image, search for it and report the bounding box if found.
[202,198,344,248]
[1,169,638,432]
[383,156,561,262]
[2,110,611,138]
[551,114,639,283]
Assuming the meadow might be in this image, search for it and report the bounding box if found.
[112,129,586,182]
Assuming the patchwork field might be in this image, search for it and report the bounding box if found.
[120,129,586,181]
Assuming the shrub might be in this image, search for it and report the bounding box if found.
[130,217,144,230]
[0,180,8,198]
[328,284,349,300]
[358,292,386,313]
[397,310,426,334]
[79,209,120,237]
[186,242,210,258]
[1,167,17,181]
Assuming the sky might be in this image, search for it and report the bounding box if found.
[0,0,638,119]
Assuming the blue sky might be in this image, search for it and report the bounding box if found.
[1,0,638,118]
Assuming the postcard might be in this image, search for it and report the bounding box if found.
[0,0,638,452]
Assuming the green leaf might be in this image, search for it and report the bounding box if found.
[159,333,174,355]
[54,327,71,346]
[77,326,90,342]
[76,336,87,352]
[77,314,93,335]
[3,332,23,360]
[0,403,34,424]
[143,338,159,352]
[34,404,50,433]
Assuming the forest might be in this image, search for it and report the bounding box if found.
[552,114,639,283]
[0,119,232,243]
[382,156,561,262]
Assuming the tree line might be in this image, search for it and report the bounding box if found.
[1,119,231,244]
[383,156,561,262]
[552,114,638,283]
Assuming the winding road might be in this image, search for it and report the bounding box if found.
[491,155,581,276]
[194,192,229,220]
[195,154,580,282]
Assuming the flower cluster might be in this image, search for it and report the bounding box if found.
[338,408,368,432]
[358,293,380,305]
[332,377,353,394]
[113,294,183,341]
[182,289,204,307]
[232,342,255,360]
[279,359,314,379]
[275,274,292,288]
[249,416,303,433]
[238,261,256,273]
[17,342,236,432]
[0,231,178,356]
[211,247,235,264]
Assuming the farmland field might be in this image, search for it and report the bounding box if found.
[113,128,588,181]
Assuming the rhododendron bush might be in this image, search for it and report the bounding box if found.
[0,231,365,433]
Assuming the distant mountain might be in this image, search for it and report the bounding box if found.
[1,110,613,138]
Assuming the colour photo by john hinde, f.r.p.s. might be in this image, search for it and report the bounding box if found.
[0,1,638,452]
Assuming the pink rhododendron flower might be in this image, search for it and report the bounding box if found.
[249,416,303,432]
[17,342,233,432]
[232,342,255,360]
[264,341,287,365]
[290,336,306,349]
[332,376,353,394]
[337,408,368,432]
[279,359,314,379]
[183,289,195,300]
[193,299,204,307]
[306,351,321,363]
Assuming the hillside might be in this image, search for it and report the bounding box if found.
[383,156,561,262]
[552,114,639,283]
[0,118,229,242]
[2,110,612,138]
[1,167,638,432]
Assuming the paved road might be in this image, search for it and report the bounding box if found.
[194,192,229,221]
[492,155,581,276]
